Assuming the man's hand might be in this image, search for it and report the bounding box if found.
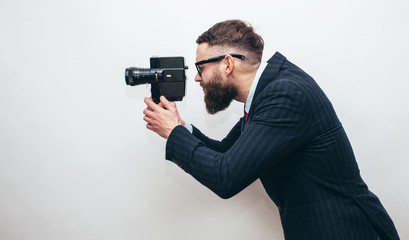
[143,96,185,139]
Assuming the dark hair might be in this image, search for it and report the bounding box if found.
[196,19,264,64]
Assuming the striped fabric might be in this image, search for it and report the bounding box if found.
[165,52,399,239]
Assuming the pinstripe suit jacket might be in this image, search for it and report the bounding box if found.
[166,52,399,239]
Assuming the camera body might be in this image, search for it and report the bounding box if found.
[125,56,188,103]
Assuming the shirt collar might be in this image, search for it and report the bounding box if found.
[244,61,267,113]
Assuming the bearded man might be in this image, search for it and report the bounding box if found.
[142,19,399,240]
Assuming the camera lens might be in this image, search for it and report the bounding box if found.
[125,67,162,86]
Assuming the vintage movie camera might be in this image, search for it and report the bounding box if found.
[125,57,188,103]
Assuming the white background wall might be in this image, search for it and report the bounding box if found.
[1,0,408,239]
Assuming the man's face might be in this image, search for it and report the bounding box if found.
[195,43,238,114]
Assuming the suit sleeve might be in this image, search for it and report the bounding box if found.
[166,80,313,199]
[189,118,243,153]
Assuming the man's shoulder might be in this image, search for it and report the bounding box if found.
[258,76,306,99]
[252,68,319,114]
[260,59,322,99]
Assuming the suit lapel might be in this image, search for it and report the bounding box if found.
[245,52,287,125]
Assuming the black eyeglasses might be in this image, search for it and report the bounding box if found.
[195,54,245,77]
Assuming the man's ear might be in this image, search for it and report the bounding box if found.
[224,55,234,76]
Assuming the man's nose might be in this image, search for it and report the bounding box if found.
[194,72,202,82]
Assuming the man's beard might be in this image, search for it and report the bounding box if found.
[202,70,238,114]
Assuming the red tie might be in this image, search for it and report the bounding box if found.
[245,112,249,121]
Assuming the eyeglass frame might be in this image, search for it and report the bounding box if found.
[195,54,245,77]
